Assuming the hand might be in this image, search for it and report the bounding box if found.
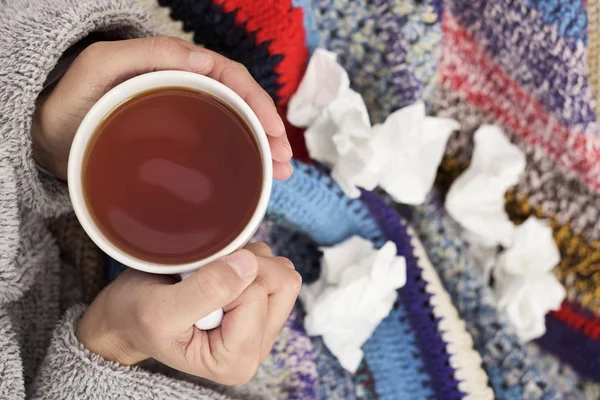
[76,243,301,386]
[32,37,293,181]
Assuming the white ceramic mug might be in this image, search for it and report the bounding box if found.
[68,70,273,330]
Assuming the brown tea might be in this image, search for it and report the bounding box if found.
[83,88,263,265]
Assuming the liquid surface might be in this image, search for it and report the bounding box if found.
[83,89,262,264]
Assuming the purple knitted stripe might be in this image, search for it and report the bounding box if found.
[430,0,444,22]
[274,308,320,399]
[446,0,596,131]
[536,314,600,383]
[360,191,464,400]
[373,0,421,108]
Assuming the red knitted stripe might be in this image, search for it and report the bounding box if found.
[213,0,308,105]
[440,14,600,189]
[551,301,600,340]
[278,105,311,162]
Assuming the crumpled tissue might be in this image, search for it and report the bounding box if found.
[493,217,565,342]
[288,48,459,204]
[446,125,526,248]
[299,236,407,373]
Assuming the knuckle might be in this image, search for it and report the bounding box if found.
[286,270,303,294]
[134,303,159,331]
[251,278,269,298]
[147,36,175,57]
[274,256,295,270]
[77,41,110,67]
[194,268,233,305]
[80,41,108,58]
[232,61,248,73]
[218,60,250,82]
[251,242,272,256]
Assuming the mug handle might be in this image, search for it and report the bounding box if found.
[179,271,224,330]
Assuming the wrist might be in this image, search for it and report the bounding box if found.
[76,302,147,366]
[31,100,63,180]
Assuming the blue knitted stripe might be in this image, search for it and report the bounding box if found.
[269,160,383,246]
[362,303,435,400]
[291,0,321,53]
[527,0,587,46]
[362,191,464,400]
[486,365,523,400]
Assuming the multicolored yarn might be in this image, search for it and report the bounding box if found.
[312,0,442,123]
[526,343,600,399]
[254,306,319,399]
[158,0,307,104]
[106,0,600,398]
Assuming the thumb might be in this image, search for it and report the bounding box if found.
[163,250,258,326]
[82,37,215,85]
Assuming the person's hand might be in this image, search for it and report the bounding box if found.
[76,242,301,385]
[32,37,293,181]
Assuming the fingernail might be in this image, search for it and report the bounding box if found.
[189,51,212,71]
[225,251,257,279]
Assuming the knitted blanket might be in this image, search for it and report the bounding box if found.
[108,0,600,398]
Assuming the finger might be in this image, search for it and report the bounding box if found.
[245,242,273,257]
[160,250,258,328]
[175,43,286,139]
[268,135,293,162]
[80,37,215,87]
[199,50,285,139]
[273,161,293,180]
[211,278,268,357]
[253,256,302,359]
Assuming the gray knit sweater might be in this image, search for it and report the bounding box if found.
[0,0,267,398]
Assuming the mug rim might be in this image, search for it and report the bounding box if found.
[68,70,273,275]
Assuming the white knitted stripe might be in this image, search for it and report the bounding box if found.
[407,225,494,400]
[136,0,195,42]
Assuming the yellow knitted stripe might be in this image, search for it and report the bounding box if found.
[505,191,600,314]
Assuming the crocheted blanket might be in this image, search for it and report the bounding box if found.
[113,0,600,398]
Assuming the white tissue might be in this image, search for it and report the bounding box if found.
[300,236,407,373]
[498,218,560,276]
[287,48,350,128]
[446,125,526,248]
[376,104,459,205]
[493,217,565,342]
[494,271,565,342]
[444,126,564,342]
[288,48,458,204]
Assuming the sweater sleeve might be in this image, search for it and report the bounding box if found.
[0,0,159,218]
[31,305,235,400]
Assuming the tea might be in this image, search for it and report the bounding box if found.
[83,88,263,265]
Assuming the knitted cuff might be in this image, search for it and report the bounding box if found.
[31,304,233,399]
[0,0,159,218]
